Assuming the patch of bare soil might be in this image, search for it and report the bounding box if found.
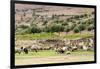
[15,54,94,65]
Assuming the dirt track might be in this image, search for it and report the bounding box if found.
[15,54,94,65]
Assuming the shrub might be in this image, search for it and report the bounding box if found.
[67,18,73,22]
[62,22,68,26]
[73,27,80,33]
[64,26,70,33]
[84,14,88,17]
[80,14,84,18]
[78,24,85,31]
[18,24,29,29]
[16,28,31,35]
[31,25,41,33]
[45,24,64,32]
[43,20,48,25]
[70,24,76,30]
[87,25,94,31]
[74,15,79,19]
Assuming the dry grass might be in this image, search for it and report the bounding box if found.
[15,54,94,65]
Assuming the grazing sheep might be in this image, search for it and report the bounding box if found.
[15,47,29,54]
[56,48,65,54]
[42,47,52,50]
[15,47,23,54]
[71,46,78,52]
[29,45,41,52]
[54,46,68,54]
[23,47,28,54]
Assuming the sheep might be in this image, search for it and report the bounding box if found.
[15,47,23,54]
[54,46,69,54]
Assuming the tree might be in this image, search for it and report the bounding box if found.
[51,24,64,32]
[87,25,94,31]
[62,22,68,26]
[44,24,64,33]
[78,24,85,31]
[74,15,79,19]
[83,14,88,17]
[31,25,41,33]
[64,26,70,34]
[73,27,80,33]
[70,23,76,30]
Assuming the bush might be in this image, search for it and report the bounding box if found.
[62,22,68,26]
[74,15,79,19]
[45,24,64,32]
[87,25,94,31]
[70,24,76,30]
[73,27,80,33]
[31,25,41,33]
[78,24,85,31]
[82,22,86,24]
[83,14,88,17]
[16,28,32,35]
[79,15,84,18]
[64,26,70,33]
[43,20,48,25]
[86,18,94,25]
[18,24,29,29]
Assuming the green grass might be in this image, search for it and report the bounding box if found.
[15,32,59,40]
[64,33,94,39]
[70,50,94,55]
[15,32,94,40]
[15,50,94,59]
[15,50,58,59]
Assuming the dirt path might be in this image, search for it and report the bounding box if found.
[15,54,94,65]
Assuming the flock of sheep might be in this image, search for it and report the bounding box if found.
[15,37,94,54]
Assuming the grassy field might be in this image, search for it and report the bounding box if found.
[15,32,94,65]
[15,50,94,59]
[15,50,94,65]
[64,33,93,39]
[15,32,94,40]
[16,32,59,40]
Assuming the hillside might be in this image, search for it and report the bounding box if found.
[15,4,95,35]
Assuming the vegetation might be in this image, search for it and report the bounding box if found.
[16,32,59,40]
[16,12,94,35]
[87,25,94,31]
[15,50,94,58]
[46,24,64,32]
[31,25,41,33]
[15,8,95,44]
[15,32,93,40]
[64,26,70,33]
[73,27,80,33]
[64,33,93,39]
